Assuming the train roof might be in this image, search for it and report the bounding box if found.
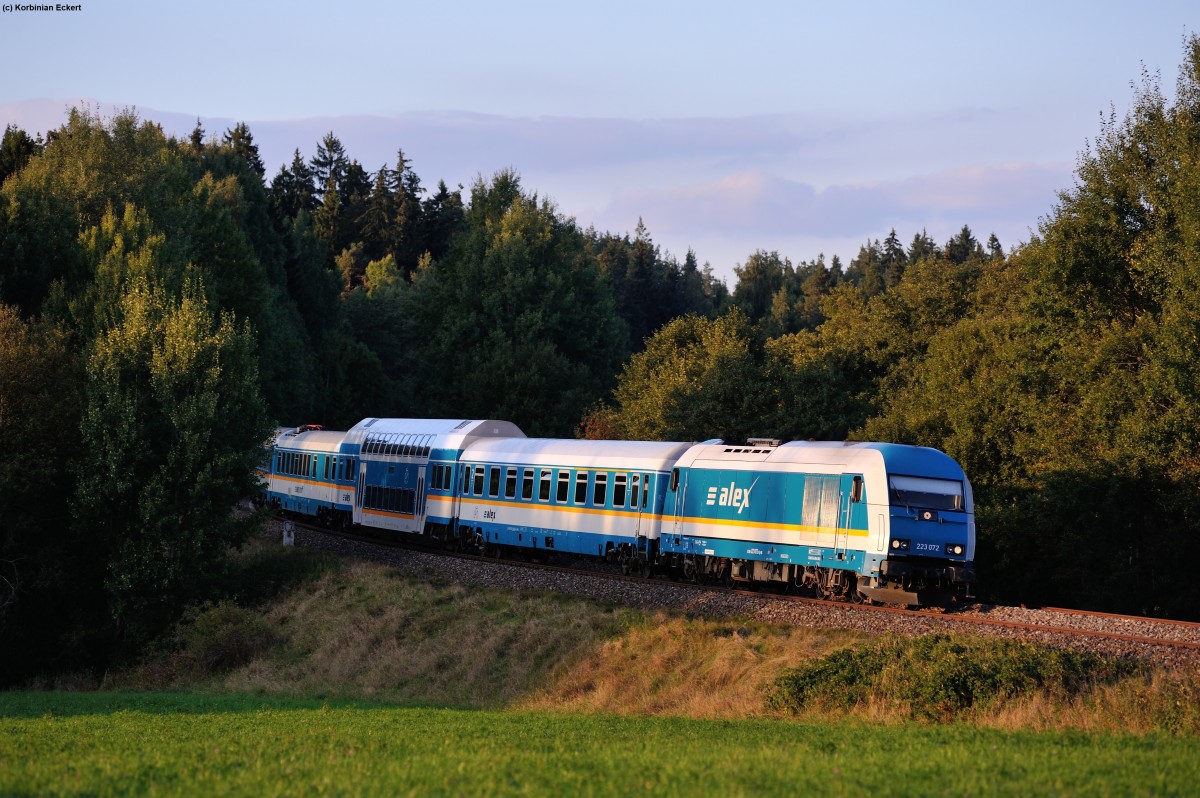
[270,426,347,453]
[344,418,526,452]
[461,437,693,471]
[679,440,967,481]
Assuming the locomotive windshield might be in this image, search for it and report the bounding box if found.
[888,475,964,511]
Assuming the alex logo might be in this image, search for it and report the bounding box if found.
[706,478,758,514]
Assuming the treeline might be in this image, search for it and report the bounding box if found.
[4,37,1200,684]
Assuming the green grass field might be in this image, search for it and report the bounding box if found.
[3,691,1198,797]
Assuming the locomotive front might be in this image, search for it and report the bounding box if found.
[856,443,976,605]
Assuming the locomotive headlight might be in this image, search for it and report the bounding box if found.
[946,543,964,556]
[891,539,910,551]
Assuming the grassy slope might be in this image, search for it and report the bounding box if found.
[95,539,1200,734]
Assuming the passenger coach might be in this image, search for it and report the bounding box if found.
[456,438,693,573]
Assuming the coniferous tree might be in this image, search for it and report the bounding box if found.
[223,122,265,180]
[310,132,347,199]
[0,124,41,185]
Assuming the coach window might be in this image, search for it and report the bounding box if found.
[642,474,652,508]
[556,471,570,503]
[462,465,473,494]
[574,472,589,505]
[539,469,552,502]
[505,468,517,499]
[488,466,501,497]
[613,474,628,508]
[631,475,641,509]
[474,466,486,496]
[593,472,608,506]
[521,469,534,500]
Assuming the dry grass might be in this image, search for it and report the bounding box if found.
[517,615,862,718]
[131,559,639,708]
[971,671,1200,735]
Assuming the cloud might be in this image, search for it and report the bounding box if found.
[596,162,1070,244]
[0,99,1073,271]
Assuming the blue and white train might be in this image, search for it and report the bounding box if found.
[259,418,976,605]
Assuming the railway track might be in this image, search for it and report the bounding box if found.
[278,515,1200,668]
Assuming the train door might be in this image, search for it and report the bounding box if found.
[670,468,686,546]
[631,474,644,543]
[833,473,857,561]
[353,461,366,525]
[416,474,425,530]
[633,472,652,557]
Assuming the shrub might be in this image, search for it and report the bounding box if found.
[168,601,278,677]
[766,633,1141,722]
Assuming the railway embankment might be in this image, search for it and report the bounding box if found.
[97,523,1200,735]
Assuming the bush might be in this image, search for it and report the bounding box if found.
[168,601,278,677]
[766,633,1141,722]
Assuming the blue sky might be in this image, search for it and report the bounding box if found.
[1,1,1196,281]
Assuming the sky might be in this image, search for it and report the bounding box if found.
[1,0,1196,282]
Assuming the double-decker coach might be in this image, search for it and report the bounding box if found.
[345,418,525,543]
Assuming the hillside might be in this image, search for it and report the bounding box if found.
[92,533,1200,735]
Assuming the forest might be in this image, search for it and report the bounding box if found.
[3,37,1200,684]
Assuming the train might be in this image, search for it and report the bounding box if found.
[259,418,976,606]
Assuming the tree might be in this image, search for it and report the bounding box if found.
[881,228,907,287]
[732,250,788,322]
[0,124,41,185]
[222,122,265,180]
[75,267,271,647]
[607,310,780,442]
[944,224,981,264]
[403,170,625,436]
[0,305,92,683]
[309,132,347,199]
[420,179,465,263]
[268,149,318,228]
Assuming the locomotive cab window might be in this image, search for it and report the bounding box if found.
[888,475,964,511]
